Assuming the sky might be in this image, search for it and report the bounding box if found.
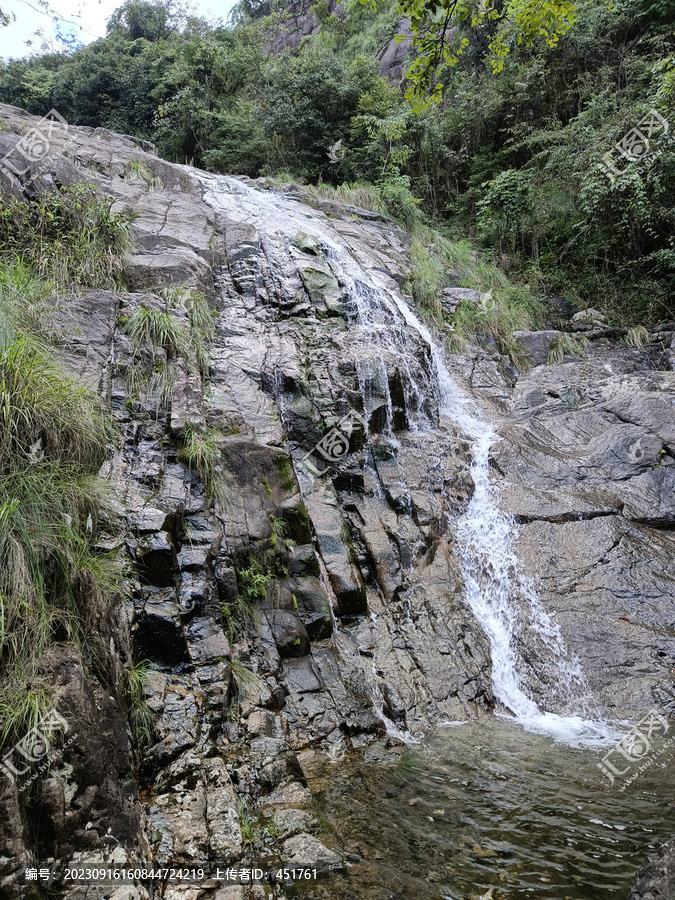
[0,0,237,60]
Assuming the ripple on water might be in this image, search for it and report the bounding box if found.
[294,719,675,900]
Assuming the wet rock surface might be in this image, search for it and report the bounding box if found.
[629,837,675,900]
[0,104,673,900]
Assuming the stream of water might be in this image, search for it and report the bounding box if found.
[206,175,609,742]
[198,175,673,896]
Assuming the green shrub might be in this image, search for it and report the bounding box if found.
[0,259,119,745]
[0,184,134,290]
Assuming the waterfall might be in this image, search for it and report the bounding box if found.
[385,295,613,744]
[199,174,614,746]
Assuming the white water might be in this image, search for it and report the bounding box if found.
[199,174,616,746]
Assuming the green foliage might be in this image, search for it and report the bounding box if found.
[270,515,294,551]
[221,540,290,643]
[547,333,591,364]
[238,799,258,850]
[230,657,264,698]
[0,264,118,743]
[237,555,272,605]
[0,0,672,326]
[364,0,580,102]
[477,169,534,253]
[120,286,213,408]
[0,335,112,472]
[123,306,190,358]
[125,659,156,748]
[107,0,183,42]
[177,424,229,503]
[0,185,133,291]
[124,160,163,191]
[0,688,51,748]
[260,50,380,182]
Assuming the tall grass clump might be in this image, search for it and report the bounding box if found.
[0,259,119,745]
[123,160,163,192]
[123,306,190,358]
[124,660,156,749]
[547,333,591,365]
[120,286,215,407]
[159,284,215,377]
[0,184,134,291]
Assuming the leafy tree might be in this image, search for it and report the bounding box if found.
[365,0,589,101]
[107,0,185,41]
[261,50,379,181]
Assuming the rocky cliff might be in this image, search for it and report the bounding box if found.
[0,104,673,900]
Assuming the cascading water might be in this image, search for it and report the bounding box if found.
[199,173,614,745]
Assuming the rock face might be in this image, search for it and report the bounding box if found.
[629,837,675,899]
[0,104,673,900]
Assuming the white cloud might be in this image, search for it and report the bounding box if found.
[0,0,236,60]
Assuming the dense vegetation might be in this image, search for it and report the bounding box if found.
[0,187,132,742]
[1,0,674,322]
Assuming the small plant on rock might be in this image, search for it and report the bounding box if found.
[547,334,591,365]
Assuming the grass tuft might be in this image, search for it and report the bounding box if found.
[123,160,163,192]
[624,325,651,349]
[547,333,591,365]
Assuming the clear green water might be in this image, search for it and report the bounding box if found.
[299,718,675,900]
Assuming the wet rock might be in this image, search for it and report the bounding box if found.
[246,709,276,738]
[281,833,342,873]
[512,330,561,366]
[290,577,333,640]
[133,532,175,587]
[215,561,239,602]
[630,836,675,899]
[125,248,212,293]
[299,262,343,315]
[251,738,305,791]
[288,544,320,577]
[294,232,323,255]
[282,657,324,694]
[264,782,312,808]
[132,598,189,670]
[275,808,316,839]
[304,491,367,618]
[269,610,311,658]
[189,630,230,666]
[171,358,206,435]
